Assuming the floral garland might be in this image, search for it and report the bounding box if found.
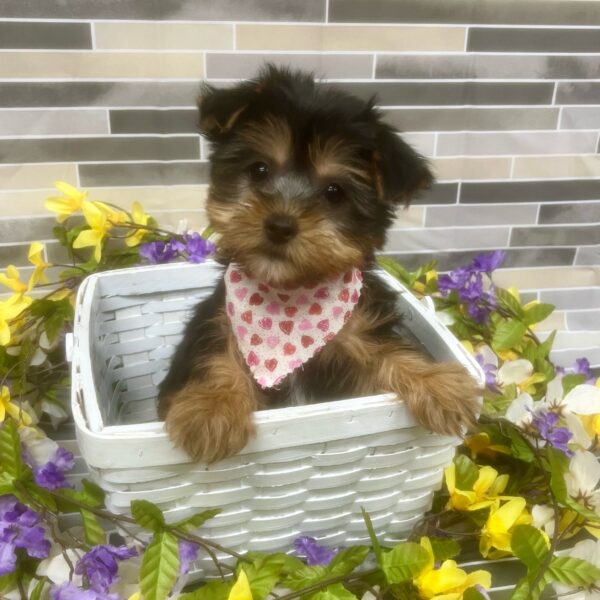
[0,182,599,600]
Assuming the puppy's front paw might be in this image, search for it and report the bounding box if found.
[409,363,481,437]
[163,387,256,463]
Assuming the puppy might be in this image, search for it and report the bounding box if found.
[158,65,480,463]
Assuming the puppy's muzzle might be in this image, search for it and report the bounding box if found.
[264,214,298,245]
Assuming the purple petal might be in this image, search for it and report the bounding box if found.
[471,251,506,273]
[0,542,17,576]
[294,536,337,566]
[75,544,137,594]
[50,582,120,600]
[179,540,199,575]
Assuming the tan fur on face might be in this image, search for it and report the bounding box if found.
[159,309,263,463]
[207,191,367,287]
[238,117,292,166]
[309,136,372,184]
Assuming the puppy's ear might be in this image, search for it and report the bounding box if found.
[373,125,433,206]
[198,83,252,141]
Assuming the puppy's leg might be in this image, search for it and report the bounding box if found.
[160,353,258,463]
[324,315,480,436]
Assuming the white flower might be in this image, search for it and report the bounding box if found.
[37,547,83,586]
[532,504,555,537]
[497,359,533,387]
[506,393,534,427]
[565,451,600,513]
[553,538,600,600]
[18,425,59,465]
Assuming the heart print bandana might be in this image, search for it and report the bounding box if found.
[225,263,363,389]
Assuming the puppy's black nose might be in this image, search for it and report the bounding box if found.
[264,214,298,244]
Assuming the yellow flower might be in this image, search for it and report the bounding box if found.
[45,181,87,222]
[229,569,253,600]
[415,537,491,600]
[425,269,438,283]
[0,294,32,346]
[0,385,32,425]
[127,594,140,600]
[445,463,509,512]
[464,432,511,460]
[479,498,531,558]
[27,242,50,290]
[125,201,151,248]
[73,201,113,261]
[0,265,28,294]
[94,201,128,226]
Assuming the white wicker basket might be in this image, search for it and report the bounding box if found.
[70,261,483,573]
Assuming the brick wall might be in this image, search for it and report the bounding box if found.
[0,0,599,370]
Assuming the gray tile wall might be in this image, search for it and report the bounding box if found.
[0,0,598,368]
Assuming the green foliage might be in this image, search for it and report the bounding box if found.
[380,542,429,584]
[454,454,479,489]
[548,556,600,586]
[179,581,231,600]
[429,538,461,561]
[29,576,47,600]
[491,318,527,352]
[463,587,489,600]
[80,508,106,545]
[311,583,358,599]
[361,506,383,563]
[0,418,23,479]
[140,531,180,600]
[510,525,549,570]
[522,303,554,326]
[131,499,166,533]
[242,553,295,600]
[495,288,525,318]
[508,427,535,463]
[171,508,221,533]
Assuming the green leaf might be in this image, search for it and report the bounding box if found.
[510,525,549,570]
[508,428,535,463]
[523,303,554,326]
[0,418,22,479]
[81,479,105,507]
[140,531,180,600]
[537,330,556,360]
[361,507,382,564]
[22,481,57,512]
[327,546,369,577]
[0,571,18,593]
[30,576,48,600]
[81,508,106,545]
[509,575,546,600]
[242,553,291,600]
[463,587,488,600]
[310,583,358,599]
[131,499,165,532]
[0,473,14,496]
[179,582,231,600]
[454,454,478,490]
[491,319,527,352]
[380,542,429,584]
[548,556,600,586]
[562,374,587,396]
[496,288,525,318]
[429,538,461,561]
[284,565,328,590]
[376,256,411,285]
[171,508,221,533]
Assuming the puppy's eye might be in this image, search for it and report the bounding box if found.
[249,162,270,182]
[324,183,344,203]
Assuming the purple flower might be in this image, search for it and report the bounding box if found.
[471,250,506,274]
[475,354,499,392]
[75,544,137,593]
[0,496,50,575]
[574,358,595,382]
[179,539,199,574]
[34,447,75,490]
[139,240,180,264]
[294,536,338,566]
[532,411,573,456]
[50,582,119,600]
[183,233,215,264]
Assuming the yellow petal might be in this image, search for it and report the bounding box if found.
[444,464,456,495]
[228,569,253,600]
[417,561,467,597]
[490,497,527,531]
[6,402,32,425]
[473,466,499,497]
[73,228,103,250]
[127,594,140,600]
[0,320,10,346]
[488,474,509,496]
[54,180,83,198]
[419,537,435,572]
[81,200,107,230]
[464,569,492,590]
[0,403,5,422]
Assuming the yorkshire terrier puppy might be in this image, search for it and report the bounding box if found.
[158,65,480,463]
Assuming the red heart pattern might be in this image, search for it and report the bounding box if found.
[225,264,362,389]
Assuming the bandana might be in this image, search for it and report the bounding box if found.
[225,263,363,389]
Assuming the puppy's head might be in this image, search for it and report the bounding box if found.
[200,65,432,287]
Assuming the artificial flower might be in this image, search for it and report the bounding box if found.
[50,582,119,600]
[565,450,600,514]
[445,462,508,512]
[229,569,253,600]
[464,432,511,460]
[124,202,151,248]
[0,265,27,293]
[28,241,50,290]
[0,294,31,345]
[139,239,181,264]
[179,539,199,575]
[33,446,75,490]
[552,538,600,600]
[531,410,573,456]
[294,536,337,566]
[414,537,491,599]
[45,181,87,223]
[1,385,32,425]
[531,504,555,537]
[496,359,545,394]
[73,201,112,262]
[0,496,51,575]
[183,232,215,263]
[479,498,531,557]
[75,544,137,593]
[505,393,534,428]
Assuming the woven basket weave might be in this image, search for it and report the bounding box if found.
[70,261,483,573]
